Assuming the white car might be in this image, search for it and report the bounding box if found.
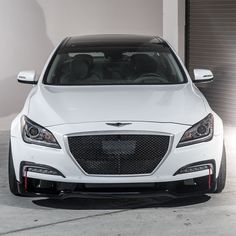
[9,35,226,198]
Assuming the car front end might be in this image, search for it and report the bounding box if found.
[10,109,223,198]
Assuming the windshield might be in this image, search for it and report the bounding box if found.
[44,44,187,85]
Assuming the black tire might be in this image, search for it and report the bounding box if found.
[214,144,227,193]
[8,142,21,196]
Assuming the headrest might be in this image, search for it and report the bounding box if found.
[73,54,93,68]
[71,56,90,80]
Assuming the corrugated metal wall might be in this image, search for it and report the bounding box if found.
[186,0,236,125]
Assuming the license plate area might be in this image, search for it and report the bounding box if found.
[102,140,136,155]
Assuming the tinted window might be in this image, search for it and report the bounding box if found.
[44,45,186,85]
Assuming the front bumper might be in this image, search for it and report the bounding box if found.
[11,121,224,188]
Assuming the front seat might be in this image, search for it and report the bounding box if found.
[60,55,93,84]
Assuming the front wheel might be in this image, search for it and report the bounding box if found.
[214,144,226,193]
[8,142,21,196]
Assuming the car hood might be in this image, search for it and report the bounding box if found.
[28,84,207,127]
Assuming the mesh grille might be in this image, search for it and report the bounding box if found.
[68,134,170,175]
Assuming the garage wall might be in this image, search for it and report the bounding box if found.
[163,0,185,61]
[186,0,236,125]
[0,0,54,129]
[0,0,163,130]
[36,0,163,46]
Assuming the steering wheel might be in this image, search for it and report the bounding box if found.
[134,73,168,83]
[89,71,102,80]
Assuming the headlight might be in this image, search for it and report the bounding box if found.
[177,113,214,147]
[21,116,61,149]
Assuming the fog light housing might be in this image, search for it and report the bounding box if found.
[22,163,65,178]
[174,161,214,175]
[27,167,59,175]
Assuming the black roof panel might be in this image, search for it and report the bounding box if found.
[59,34,165,52]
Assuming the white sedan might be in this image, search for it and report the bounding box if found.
[9,34,226,198]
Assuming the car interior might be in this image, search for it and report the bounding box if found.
[46,48,185,85]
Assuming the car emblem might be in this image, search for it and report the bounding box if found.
[106,122,132,127]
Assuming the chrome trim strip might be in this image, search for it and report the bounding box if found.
[64,130,174,177]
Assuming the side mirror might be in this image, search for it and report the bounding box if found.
[193,69,214,83]
[17,71,37,84]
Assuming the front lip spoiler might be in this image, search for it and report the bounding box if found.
[17,182,208,199]
[57,190,208,200]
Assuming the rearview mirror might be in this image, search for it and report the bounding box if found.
[17,71,37,84]
[193,69,213,83]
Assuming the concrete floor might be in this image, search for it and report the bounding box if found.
[0,127,236,236]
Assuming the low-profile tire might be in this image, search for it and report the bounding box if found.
[8,142,21,196]
[214,144,227,193]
